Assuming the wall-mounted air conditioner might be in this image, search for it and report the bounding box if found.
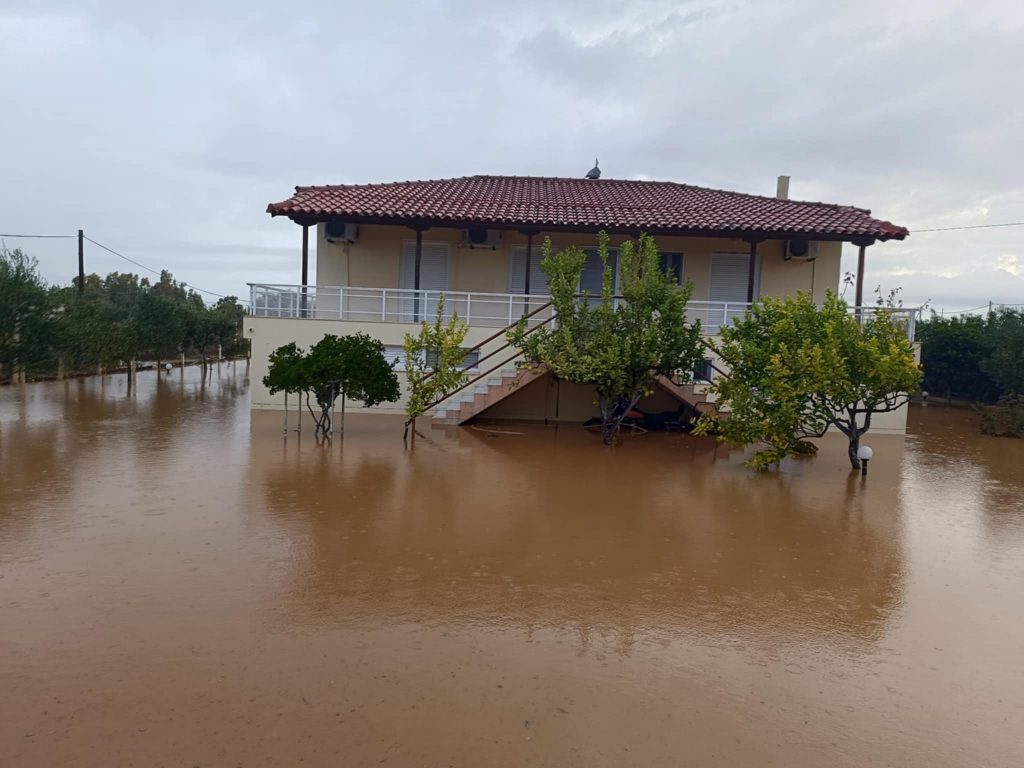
[784,239,818,261]
[463,227,502,249]
[325,222,359,244]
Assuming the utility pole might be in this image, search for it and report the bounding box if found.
[77,229,85,294]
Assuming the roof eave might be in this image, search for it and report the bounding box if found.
[267,208,908,243]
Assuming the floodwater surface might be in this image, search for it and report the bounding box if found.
[1,366,1023,767]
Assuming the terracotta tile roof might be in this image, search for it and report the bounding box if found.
[267,175,908,241]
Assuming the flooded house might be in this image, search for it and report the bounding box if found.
[249,169,916,431]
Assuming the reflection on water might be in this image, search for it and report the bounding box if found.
[1,369,1022,768]
[256,419,905,652]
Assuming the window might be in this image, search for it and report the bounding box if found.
[426,348,480,373]
[399,241,450,322]
[386,346,480,373]
[694,358,714,383]
[658,252,684,285]
[580,247,618,296]
[709,252,760,303]
[508,245,550,295]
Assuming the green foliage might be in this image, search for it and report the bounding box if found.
[0,248,248,382]
[917,313,996,401]
[263,342,305,396]
[695,292,921,470]
[917,308,1024,402]
[264,333,400,437]
[508,232,704,444]
[980,309,1024,396]
[0,247,58,376]
[979,394,1024,437]
[403,295,469,437]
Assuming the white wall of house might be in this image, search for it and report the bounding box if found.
[248,223,910,433]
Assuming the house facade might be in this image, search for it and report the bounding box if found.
[247,173,914,431]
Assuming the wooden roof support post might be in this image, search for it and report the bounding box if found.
[414,228,423,289]
[524,231,534,296]
[413,226,424,322]
[851,238,876,324]
[855,244,866,309]
[521,230,538,317]
[301,224,309,317]
[746,239,760,303]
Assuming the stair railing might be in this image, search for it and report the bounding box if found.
[424,301,555,413]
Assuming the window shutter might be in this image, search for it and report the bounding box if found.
[709,253,756,303]
[399,241,450,321]
[580,248,618,298]
[384,345,408,371]
[508,246,550,295]
[400,242,450,291]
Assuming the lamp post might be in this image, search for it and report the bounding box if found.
[858,445,873,477]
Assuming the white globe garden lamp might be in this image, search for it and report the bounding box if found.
[857,445,874,476]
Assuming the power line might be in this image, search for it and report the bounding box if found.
[914,221,1024,233]
[84,236,162,277]
[0,232,77,239]
[83,236,228,300]
[2,231,230,300]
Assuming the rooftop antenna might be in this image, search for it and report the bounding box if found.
[585,158,601,179]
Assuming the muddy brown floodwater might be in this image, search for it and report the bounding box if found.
[2,365,1023,767]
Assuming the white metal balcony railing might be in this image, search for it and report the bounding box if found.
[247,284,919,339]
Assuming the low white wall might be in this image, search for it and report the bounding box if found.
[245,316,519,414]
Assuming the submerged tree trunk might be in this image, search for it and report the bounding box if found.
[836,407,866,470]
[847,429,860,470]
[597,391,642,445]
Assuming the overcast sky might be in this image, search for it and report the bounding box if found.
[2,0,1022,313]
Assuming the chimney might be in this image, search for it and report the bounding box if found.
[776,175,790,200]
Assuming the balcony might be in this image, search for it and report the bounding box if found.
[248,284,919,339]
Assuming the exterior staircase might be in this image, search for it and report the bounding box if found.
[424,301,729,428]
[432,363,544,426]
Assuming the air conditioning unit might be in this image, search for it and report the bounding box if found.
[463,227,502,249]
[325,222,359,243]
[784,239,818,261]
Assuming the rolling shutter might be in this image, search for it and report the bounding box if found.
[709,252,761,331]
[399,241,450,321]
[508,245,551,295]
[580,248,618,305]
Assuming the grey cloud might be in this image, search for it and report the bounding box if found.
[1,0,1021,308]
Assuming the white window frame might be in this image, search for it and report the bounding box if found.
[658,251,685,285]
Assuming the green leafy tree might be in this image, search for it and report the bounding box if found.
[263,342,305,397]
[917,313,998,402]
[696,292,921,470]
[981,308,1024,396]
[508,232,703,444]
[137,290,187,365]
[403,295,469,440]
[183,292,234,368]
[264,334,400,438]
[0,247,58,379]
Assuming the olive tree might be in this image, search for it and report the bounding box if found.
[696,292,921,470]
[508,232,704,444]
[403,295,469,439]
[264,333,400,438]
